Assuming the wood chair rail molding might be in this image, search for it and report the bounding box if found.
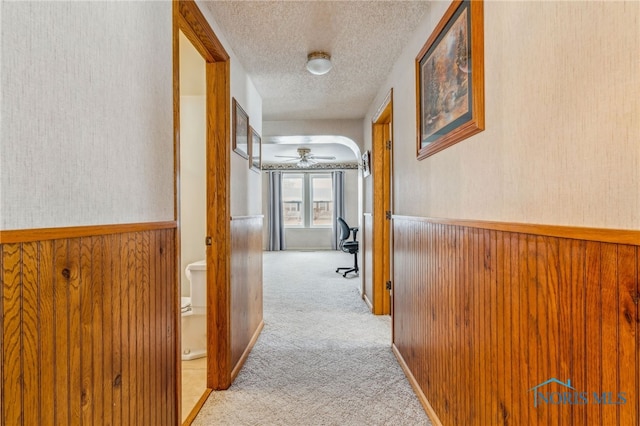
[392,215,640,246]
[0,221,177,244]
[230,215,265,220]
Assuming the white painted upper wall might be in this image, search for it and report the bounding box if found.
[198,1,264,218]
[0,1,264,230]
[365,0,640,230]
[1,2,174,230]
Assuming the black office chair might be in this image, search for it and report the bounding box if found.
[336,217,359,277]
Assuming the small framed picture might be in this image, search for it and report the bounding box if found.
[249,126,261,172]
[232,98,249,159]
[362,150,371,177]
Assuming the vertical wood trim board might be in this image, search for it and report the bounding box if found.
[230,216,264,378]
[392,216,639,426]
[1,228,177,426]
[363,214,374,310]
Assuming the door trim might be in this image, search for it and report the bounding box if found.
[370,89,393,315]
[174,0,232,415]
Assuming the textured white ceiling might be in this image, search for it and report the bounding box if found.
[203,1,430,121]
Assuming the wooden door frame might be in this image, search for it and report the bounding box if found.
[370,89,393,315]
[174,0,232,415]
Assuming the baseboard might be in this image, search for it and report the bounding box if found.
[182,388,212,426]
[392,343,443,426]
[363,293,373,312]
[230,320,265,381]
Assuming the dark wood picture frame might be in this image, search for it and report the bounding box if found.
[232,98,249,159]
[249,126,261,172]
[416,0,484,160]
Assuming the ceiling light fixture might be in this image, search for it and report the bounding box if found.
[297,147,312,168]
[297,157,312,168]
[306,51,332,75]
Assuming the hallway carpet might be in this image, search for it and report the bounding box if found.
[193,250,432,426]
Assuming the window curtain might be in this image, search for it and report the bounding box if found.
[268,171,286,251]
[331,171,345,250]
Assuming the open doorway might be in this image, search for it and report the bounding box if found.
[174,1,231,423]
[369,89,393,316]
[178,29,207,423]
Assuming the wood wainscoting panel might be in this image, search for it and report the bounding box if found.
[0,227,177,426]
[392,216,639,426]
[230,216,264,380]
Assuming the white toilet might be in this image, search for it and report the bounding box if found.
[181,259,207,360]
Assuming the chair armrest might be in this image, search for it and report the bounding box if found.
[350,226,359,240]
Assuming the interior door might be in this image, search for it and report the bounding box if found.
[382,123,392,316]
[371,89,393,315]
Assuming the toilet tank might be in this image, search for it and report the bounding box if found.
[185,259,207,309]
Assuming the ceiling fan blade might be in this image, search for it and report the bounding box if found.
[308,155,336,160]
[275,155,300,159]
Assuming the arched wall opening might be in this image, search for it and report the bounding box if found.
[260,135,363,256]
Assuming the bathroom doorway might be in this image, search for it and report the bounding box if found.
[174,1,232,423]
[178,29,207,423]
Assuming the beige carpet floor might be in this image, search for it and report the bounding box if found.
[193,250,432,426]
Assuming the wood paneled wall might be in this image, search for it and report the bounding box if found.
[393,216,639,426]
[230,216,264,379]
[363,213,373,310]
[0,227,177,426]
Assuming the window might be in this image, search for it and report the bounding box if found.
[282,173,333,228]
[310,175,332,226]
[282,173,304,226]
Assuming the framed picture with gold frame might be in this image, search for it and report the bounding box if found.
[249,126,261,172]
[416,0,484,160]
[232,98,249,159]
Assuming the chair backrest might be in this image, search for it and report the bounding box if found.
[337,217,351,242]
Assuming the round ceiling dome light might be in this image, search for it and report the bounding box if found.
[306,51,332,75]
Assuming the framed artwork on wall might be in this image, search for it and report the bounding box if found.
[232,98,249,159]
[250,126,261,172]
[416,0,484,160]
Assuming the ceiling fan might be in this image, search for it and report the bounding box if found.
[275,147,336,168]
